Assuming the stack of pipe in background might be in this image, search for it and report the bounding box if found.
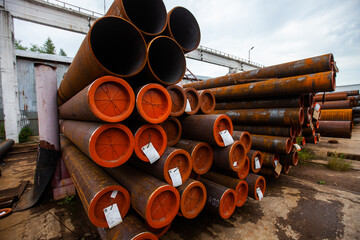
[183,53,337,179]
[314,90,359,138]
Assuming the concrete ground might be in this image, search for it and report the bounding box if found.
[1,127,360,240]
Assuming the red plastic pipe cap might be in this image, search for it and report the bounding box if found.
[163,148,192,185]
[180,180,207,219]
[89,124,134,167]
[166,85,186,117]
[160,117,182,147]
[219,188,236,219]
[238,156,250,180]
[192,142,213,175]
[88,185,130,227]
[134,124,167,162]
[235,180,248,207]
[88,76,135,122]
[146,185,180,228]
[253,176,266,201]
[213,114,233,147]
[136,83,172,124]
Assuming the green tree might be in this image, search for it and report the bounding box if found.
[15,39,28,50]
[30,43,43,53]
[42,37,56,54]
[59,48,67,56]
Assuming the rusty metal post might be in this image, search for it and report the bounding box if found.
[317,100,353,109]
[232,131,252,153]
[160,117,182,147]
[250,134,293,154]
[320,109,353,121]
[212,140,246,172]
[234,126,295,138]
[198,90,216,114]
[245,173,266,201]
[198,178,236,219]
[184,87,200,115]
[166,85,187,117]
[247,150,263,174]
[202,171,248,207]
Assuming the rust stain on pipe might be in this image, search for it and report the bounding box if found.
[314,92,347,102]
[317,100,353,109]
[234,125,295,138]
[213,140,246,172]
[198,90,216,114]
[249,134,293,154]
[320,109,353,121]
[317,121,352,138]
[232,131,252,153]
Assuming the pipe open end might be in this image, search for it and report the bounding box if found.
[292,151,299,166]
[299,108,305,125]
[299,94,305,108]
[285,138,293,154]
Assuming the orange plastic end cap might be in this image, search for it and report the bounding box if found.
[229,141,246,172]
[180,180,207,219]
[192,142,213,175]
[219,189,236,219]
[167,85,186,117]
[163,149,192,185]
[160,117,182,147]
[238,156,250,180]
[235,180,248,207]
[254,176,266,201]
[213,114,233,147]
[200,90,216,114]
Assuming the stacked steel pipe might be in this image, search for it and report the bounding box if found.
[184,53,337,178]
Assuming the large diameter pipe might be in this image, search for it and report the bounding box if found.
[198,90,216,114]
[60,120,134,167]
[345,90,360,96]
[177,178,207,219]
[211,155,250,180]
[215,96,304,110]
[208,71,335,101]
[245,173,266,201]
[165,7,201,53]
[259,167,280,178]
[174,139,213,175]
[59,76,135,122]
[234,125,295,138]
[320,109,353,121]
[130,147,192,185]
[305,135,318,144]
[232,131,252,153]
[61,137,130,227]
[184,53,335,90]
[279,150,299,166]
[202,172,248,207]
[247,150,263,174]
[184,87,200,115]
[181,114,233,147]
[212,108,304,126]
[302,126,315,137]
[105,164,180,228]
[262,152,280,168]
[303,93,314,108]
[57,16,147,105]
[159,117,182,147]
[0,139,15,158]
[106,0,167,39]
[251,134,293,154]
[317,100,352,109]
[213,140,246,172]
[199,178,236,219]
[166,85,186,117]
[314,92,347,102]
[317,121,352,138]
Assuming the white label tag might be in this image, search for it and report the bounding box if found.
[256,187,263,201]
[0,211,5,216]
[313,109,320,120]
[168,167,182,187]
[185,99,192,112]
[255,157,261,169]
[110,190,118,199]
[141,142,160,164]
[275,162,282,175]
[219,130,234,146]
[294,144,301,151]
[314,103,321,112]
[274,160,278,167]
[103,204,122,228]
[233,161,238,167]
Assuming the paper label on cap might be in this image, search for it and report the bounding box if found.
[103,204,122,228]
[185,99,192,112]
[294,144,301,151]
[168,167,182,187]
[313,107,320,120]
[233,161,238,167]
[220,130,234,146]
[0,211,5,216]
[141,142,160,164]
[256,187,263,201]
[274,160,278,167]
[110,190,118,199]
[275,162,282,175]
[314,103,321,112]
[255,157,261,169]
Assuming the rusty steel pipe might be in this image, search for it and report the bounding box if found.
[215,96,304,110]
[314,92,347,102]
[166,85,186,117]
[211,155,250,180]
[303,107,313,125]
[184,53,334,90]
[97,213,157,240]
[247,150,263,174]
[317,100,353,109]
[202,171,248,207]
[262,152,280,168]
[181,114,233,147]
[234,125,295,138]
[60,120,134,168]
[259,167,280,178]
[198,178,236,219]
[61,137,130,227]
[131,124,167,162]
[177,178,207,219]
[212,108,304,126]
[165,7,201,53]
[302,126,315,137]
[303,93,314,108]
[159,117,182,147]
[213,140,246,172]
[57,16,147,105]
[295,124,303,137]
[320,109,353,121]
[105,164,180,228]
[353,107,360,114]
[0,139,15,159]
[232,130,252,153]
[130,147,192,185]
[184,87,200,115]
[245,173,266,201]
[305,135,317,144]
[198,90,216,114]
[345,90,360,96]
[146,222,171,238]
[106,0,167,39]
[354,117,359,124]
[282,164,291,174]
[250,134,293,154]
[174,139,213,175]
[317,120,352,138]
[59,76,135,122]
[279,151,299,166]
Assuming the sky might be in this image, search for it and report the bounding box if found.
[13,0,360,86]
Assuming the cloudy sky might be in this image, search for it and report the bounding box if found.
[13,0,360,86]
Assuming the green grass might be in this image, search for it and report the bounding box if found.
[327,154,352,171]
[57,195,76,205]
[298,148,315,164]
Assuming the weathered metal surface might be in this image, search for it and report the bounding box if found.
[60,120,134,167]
[202,171,248,207]
[166,85,186,117]
[314,92,347,102]
[60,137,130,227]
[231,130,252,153]
[174,139,213,175]
[305,135,317,144]
[184,53,334,90]
[317,100,352,109]
[160,117,182,147]
[59,76,135,122]
[177,178,206,219]
[215,96,304,110]
[262,152,279,168]
[234,125,295,138]
[303,93,314,108]
[212,108,304,126]
[303,107,313,125]
[181,114,233,147]
[198,178,236,219]
[244,173,266,201]
[183,87,200,115]
[344,90,359,96]
[320,109,353,121]
[279,151,299,166]
[212,140,246,172]
[247,150,263,174]
[105,164,180,229]
[259,167,280,178]
[250,134,293,154]
[0,139,14,158]
[57,16,147,105]
[317,120,352,138]
[130,147,192,185]
[198,90,216,114]
[146,222,171,238]
[302,126,315,137]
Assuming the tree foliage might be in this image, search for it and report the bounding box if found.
[59,48,67,56]
[15,37,67,56]
[15,39,28,50]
